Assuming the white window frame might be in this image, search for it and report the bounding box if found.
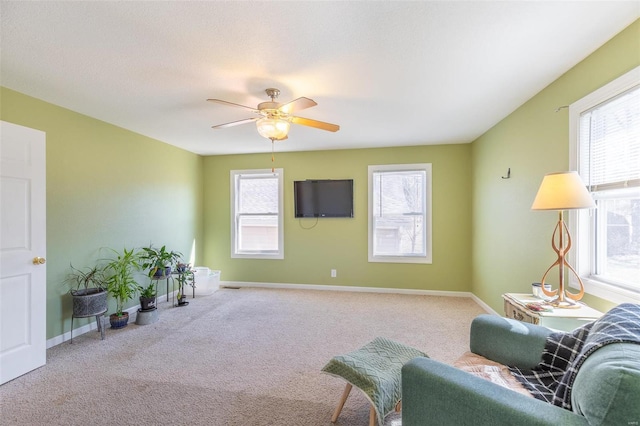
[569,65,640,304]
[230,168,284,260]
[368,163,432,264]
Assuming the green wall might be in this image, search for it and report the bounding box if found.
[203,144,472,292]
[0,88,204,339]
[471,19,640,313]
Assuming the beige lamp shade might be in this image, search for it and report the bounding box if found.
[531,171,596,211]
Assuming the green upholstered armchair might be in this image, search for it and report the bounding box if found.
[401,314,640,426]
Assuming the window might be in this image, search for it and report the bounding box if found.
[368,164,432,263]
[230,169,284,259]
[569,66,640,303]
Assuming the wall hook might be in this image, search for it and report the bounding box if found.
[502,168,511,179]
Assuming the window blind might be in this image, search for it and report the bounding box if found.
[373,170,425,216]
[237,174,279,214]
[579,85,640,191]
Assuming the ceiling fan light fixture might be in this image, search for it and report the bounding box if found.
[256,117,290,140]
[209,87,339,137]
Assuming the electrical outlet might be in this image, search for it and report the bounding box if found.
[331,269,337,278]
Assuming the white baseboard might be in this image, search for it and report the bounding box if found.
[470,293,499,316]
[221,280,497,314]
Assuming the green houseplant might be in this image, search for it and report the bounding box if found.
[174,262,194,306]
[65,264,108,315]
[137,283,156,311]
[104,247,141,329]
[140,245,182,280]
[65,263,109,342]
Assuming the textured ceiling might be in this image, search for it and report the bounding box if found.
[1,1,638,155]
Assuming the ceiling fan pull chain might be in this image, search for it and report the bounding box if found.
[271,138,275,172]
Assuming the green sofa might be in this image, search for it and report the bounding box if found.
[401,314,640,426]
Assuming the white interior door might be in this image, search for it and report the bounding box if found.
[0,121,46,385]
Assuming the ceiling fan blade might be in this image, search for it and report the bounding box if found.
[291,116,340,132]
[211,117,258,129]
[207,99,258,113]
[279,97,317,114]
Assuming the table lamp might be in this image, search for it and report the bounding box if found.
[531,171,596,308]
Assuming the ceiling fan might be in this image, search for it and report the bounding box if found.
[207,88,340,141]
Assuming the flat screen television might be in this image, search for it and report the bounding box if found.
[294,179,354,218]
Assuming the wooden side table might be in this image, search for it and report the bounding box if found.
[502,293,602,332]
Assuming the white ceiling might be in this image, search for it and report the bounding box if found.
[1,1,638,156]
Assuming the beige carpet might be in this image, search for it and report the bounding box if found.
[0,287,486,425]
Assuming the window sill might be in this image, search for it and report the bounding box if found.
[577,277,640,304]
[232,253,284,260]
[368,255,432,264]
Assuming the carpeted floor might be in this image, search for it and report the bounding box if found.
[0,287,487,425]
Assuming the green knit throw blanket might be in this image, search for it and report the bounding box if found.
[322,337,428,426]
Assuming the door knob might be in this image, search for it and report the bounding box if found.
[33,257,46,265]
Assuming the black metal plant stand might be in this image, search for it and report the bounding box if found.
[71,308,107,343]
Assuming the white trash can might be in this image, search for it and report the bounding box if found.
[192,267,220,296]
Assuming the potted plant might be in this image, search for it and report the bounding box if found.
[104,247,141,329]
[65,263,109,318]
[140,245,182,280]
[137,283,156,311]
[174,262,194,306]
[64,263,109,342]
